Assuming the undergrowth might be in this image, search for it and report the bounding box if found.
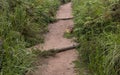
[60,0,71,4]
[0,0,60,75]
[72,0,120,75]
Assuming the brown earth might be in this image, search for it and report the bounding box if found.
[56,3,73,19]
[27,2,78,75]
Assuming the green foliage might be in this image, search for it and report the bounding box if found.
[60,0,71,4]
[33,49,57,58]
[0,0,60,47]
[0,0,60,75]
[72,0,120,75]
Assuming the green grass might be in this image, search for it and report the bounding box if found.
[64,32,73,39]
[0,0,60,75]
[0,0,73,74]
[72,0,120,75]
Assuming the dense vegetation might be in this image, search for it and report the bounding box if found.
[61,0,71,4]
[0,0,60,75]
[72,0,120,75]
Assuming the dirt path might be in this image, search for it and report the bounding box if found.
[56,2,73,19]
[28,2,78,75]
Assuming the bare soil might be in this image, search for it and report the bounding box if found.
[56,3,73,20]
[27,2,78,75]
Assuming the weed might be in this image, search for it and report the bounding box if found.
[72,0,120,75]
[0,0,60,75]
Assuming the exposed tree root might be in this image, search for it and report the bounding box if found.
[30,44,79,59]
[48,44,79,53]
[56,17,73,21]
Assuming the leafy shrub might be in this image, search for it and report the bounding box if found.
[72,0,120,75]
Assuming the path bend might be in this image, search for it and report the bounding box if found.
[27,2,78,75]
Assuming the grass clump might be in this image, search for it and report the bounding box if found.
[0,0,60,47]
[72,0,120,75]
[0,0,60,75]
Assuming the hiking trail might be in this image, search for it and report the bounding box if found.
[27,2,78,75]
